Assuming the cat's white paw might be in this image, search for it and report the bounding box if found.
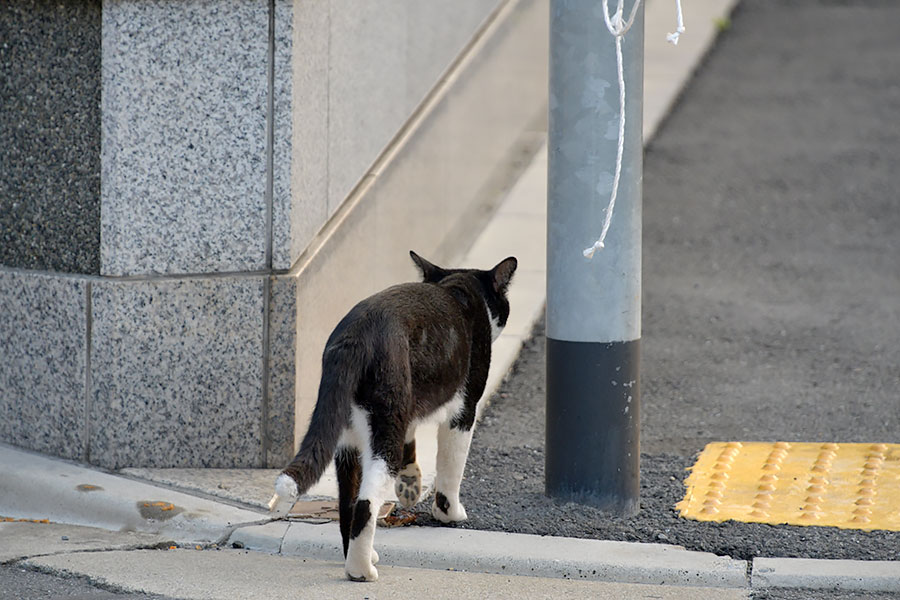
[371,549,379,565]
[345,560,378,582]
[394,462,422,508]
[432,492,468,523]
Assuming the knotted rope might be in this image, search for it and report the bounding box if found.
[583,0,686,259]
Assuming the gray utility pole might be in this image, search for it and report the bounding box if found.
[546,0,643,515]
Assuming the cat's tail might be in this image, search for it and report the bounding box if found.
[268,341,360,511]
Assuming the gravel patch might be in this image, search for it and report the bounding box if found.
[406,323,900,563]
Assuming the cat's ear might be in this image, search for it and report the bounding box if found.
[410,251,448,282]
[491,257,517,292]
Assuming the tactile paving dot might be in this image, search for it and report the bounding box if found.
[677,442,900,531]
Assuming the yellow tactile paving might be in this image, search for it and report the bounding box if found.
[677,442,900,531]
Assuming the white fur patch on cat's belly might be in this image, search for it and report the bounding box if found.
[412,392,465,429]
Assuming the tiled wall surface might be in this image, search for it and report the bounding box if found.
[99,0,501,277]
[89,278,266,468]
[266,276,298,467]
[0,270,296,469]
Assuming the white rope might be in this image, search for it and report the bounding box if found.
[583,0,685,259]
[667,0,685,45]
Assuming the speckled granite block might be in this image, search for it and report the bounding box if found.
[266,275,296,467]
[271,0,294,271]
[0,270,87,458]
[0,1,101,274]
[90,277,265,468]
[101,0,269,276]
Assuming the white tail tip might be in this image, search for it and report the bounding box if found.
[269,473,299,512]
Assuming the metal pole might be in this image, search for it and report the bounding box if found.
[546,0,643,515]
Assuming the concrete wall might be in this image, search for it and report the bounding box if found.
[0,0,547,468]
[290,0,549,450]
[289,0,505,266]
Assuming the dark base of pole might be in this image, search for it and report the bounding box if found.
[545,338,640,515]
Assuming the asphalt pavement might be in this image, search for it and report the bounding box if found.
[452,0,900,568]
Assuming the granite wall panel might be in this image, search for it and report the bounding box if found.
[101,0,270,276]
[265,275,296,467]
[271,0,294,271]
[0,1,101,274]
[0,271,87,458]
[90,277,265,468]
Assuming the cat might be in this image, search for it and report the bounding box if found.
[267,250,516,582]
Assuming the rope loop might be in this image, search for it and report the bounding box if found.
[601,0,641,38]
[584,0,685,259]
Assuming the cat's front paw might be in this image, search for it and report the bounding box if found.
[394,462,422,508]
[432,491,468,523]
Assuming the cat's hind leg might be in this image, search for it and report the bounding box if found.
[335,446,361,559]
[394,429,422,509]
[344,404,406,582]
[432,418,474,523]
[337,447,380,567]
[344,453,392,582]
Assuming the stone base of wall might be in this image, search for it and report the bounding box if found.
[0,269,295,469]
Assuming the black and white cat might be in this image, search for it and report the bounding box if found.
[268,251,516,581]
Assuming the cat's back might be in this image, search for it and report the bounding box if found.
[328,281,464,345]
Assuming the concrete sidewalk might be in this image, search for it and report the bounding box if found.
[0,443,748,588]
[5,0,900,597]
[3,522,747,600]
[3,448,899,595]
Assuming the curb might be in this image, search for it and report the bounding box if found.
[230,520,749,589]
[752,557,900,593]
[0,444,268,544]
